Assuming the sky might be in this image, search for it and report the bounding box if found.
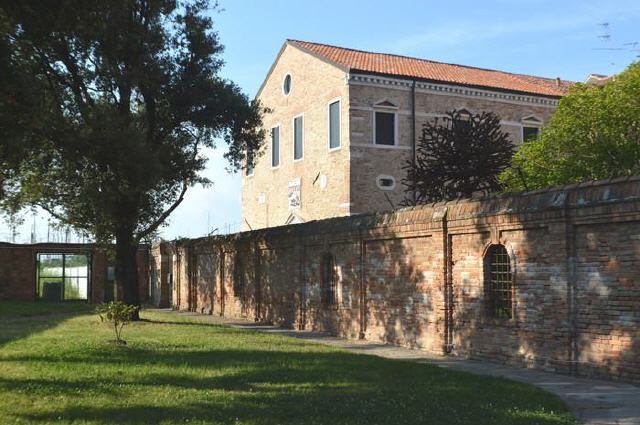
[2,0,640,243]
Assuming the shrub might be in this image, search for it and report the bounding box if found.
[96,302,139,345]
[500,62,640,191]
[402,110,514,204]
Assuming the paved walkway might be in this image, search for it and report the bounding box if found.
[162,310,640,425]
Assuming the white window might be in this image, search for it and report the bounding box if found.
[373,100,398,146]
[245,150,254,176]
[283,74,292,96]
[328,99,341,150]
[522,126,539,142]
[271,126,280,168]
[521,115,543,143]
[376,175,396,191]
[293,114,304,160]
[374,112,396,145]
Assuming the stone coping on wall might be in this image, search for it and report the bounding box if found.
[0,242,99,250]
[0,242,151,251]
[159,175,640,248]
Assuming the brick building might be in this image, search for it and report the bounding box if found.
[242,40,573,230]
[0,243,150,304]
[156,177,640,384]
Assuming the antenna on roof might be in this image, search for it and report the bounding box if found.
[597,22,611,41]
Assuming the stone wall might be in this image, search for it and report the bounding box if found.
[158,177,640,384]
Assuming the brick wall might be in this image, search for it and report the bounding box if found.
[149,243,173,308]
[242,42,561,228]
[242,43,351,230]
[0,245,36,301]
[158,177,640,384]
[348,82,558,214]
[0,243,150,304]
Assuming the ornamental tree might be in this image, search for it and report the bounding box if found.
[1,0,265,308]
[500,62,640,191]
[402,110,515,205]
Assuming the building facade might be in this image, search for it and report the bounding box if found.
[242,40,572,230]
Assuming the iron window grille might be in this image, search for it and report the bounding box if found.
[485,245,513,319]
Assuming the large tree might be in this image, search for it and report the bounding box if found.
[500,62,640,191]
[0,9,44,233]
[402,110,515,205]
[0,0,265,307]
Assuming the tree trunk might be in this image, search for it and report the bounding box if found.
[115,231,140,317]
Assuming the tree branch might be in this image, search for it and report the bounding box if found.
[35,202,73,227]
[53,38,93,120]
[135,181,188,241]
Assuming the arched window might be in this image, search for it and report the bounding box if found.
[320,253,336,307]
[484,244,513,319]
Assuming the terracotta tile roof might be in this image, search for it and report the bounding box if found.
[288,40,573,97]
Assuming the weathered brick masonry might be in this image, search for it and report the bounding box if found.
[160,177,640,384]
[0,243,150,303]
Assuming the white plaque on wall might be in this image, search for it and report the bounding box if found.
[288,178,301,209]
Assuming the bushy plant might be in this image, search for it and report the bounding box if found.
[96,302,138,345]
[402,110,514,204]
[500,62,640,191]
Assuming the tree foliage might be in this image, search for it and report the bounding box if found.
[402,110,515,205]
[500,62,640,191]
[0,9,44,216]
[0,0,265,305]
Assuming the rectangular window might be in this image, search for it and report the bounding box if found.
[522,126,539,142]
[271,126,280,167]
[329,100,341,149]
[293,115,303,160]
[245,150,254,176]
[36,253,90,302]
[375,111,395,145]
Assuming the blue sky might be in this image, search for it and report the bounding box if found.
[2,0,639,242]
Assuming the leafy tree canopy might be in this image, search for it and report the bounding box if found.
[0,0,265,305]
[500,62,640,191]
[402,110,515,205]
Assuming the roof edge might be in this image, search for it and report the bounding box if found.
[255,40,351,100]
[288,39,575,86]
[286,39,351,74]
[348,69,565,99]
[255,41,288,100]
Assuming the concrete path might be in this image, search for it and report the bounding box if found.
[160,310,640,425]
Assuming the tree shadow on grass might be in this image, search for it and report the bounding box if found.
[137,318,227,327]
[1,348,575,425]
[0,309,92,348]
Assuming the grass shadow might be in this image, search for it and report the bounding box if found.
[0,310,576,425]
[0,301,93,348]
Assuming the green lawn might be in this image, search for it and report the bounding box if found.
[0,303,576,425]
[0,301,92,318]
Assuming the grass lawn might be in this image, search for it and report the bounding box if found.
[0,301,93,318]
[0,303,576,425]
